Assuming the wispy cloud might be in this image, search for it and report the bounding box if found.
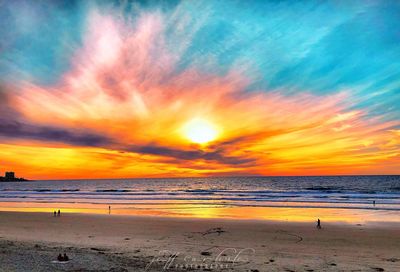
[0,1,399,178]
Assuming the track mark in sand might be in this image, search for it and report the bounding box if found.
[200,245,219,256]
[275,230,303,243]
[371,267,385,271]
[90,247,108,252]
[185,227,227,241]
[188,227,226,236]
[384,258,400,262]
[202,227,226,236]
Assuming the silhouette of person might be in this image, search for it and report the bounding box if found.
[109,205,111,214]
[317,218,321,229]
[373,200,376,206]
[57,253,63,262]
[63,253,69,261]
[57,210,61,217]
[54,211,56,217]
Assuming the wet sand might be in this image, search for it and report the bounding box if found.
[0,211,399,271]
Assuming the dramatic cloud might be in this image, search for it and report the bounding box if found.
[0,120,112,147]
[0,1,399,178]
[126,144,255,165]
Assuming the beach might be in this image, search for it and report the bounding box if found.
[0,211,399,271]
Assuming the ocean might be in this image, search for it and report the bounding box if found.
[1,176,399,221]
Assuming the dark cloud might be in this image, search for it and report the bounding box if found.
[0,87,112,147]
[0,120,112,147]
[126,144,255,166]
[0,118,254,166]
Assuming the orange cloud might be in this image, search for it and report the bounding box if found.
[2,11,399,179]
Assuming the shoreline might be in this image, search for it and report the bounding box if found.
[0,211,399,271]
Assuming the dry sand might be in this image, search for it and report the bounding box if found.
[0,211,399,271]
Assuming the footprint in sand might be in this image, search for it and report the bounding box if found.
[371,267,385,271]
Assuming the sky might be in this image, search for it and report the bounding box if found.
[0,0,399,179]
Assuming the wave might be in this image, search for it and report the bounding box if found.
[1,193,399,204]
[184,189,215,194]
[95,189,131,192]
[1,176,399,213]
[1,189,399,199]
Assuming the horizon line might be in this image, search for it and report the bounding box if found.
[22,174,400,181]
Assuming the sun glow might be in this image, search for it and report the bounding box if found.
[183,118,218,144]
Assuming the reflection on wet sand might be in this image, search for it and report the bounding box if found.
[0,201,398,224]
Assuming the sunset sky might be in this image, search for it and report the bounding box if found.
[0,0,399,179]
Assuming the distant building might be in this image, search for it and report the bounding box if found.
[0,171,27,182]
[5,172,15,179]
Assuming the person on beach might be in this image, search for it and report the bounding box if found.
[109,205,111,214]
[57,210,61,217]
[57,254,63,262]
[317,218,321,229]
[373,200,376,206]
[53,211,56,217]
[63,253,69,261]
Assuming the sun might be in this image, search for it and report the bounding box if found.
[183,118,218,144]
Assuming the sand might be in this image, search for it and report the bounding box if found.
[0,212,399,271]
